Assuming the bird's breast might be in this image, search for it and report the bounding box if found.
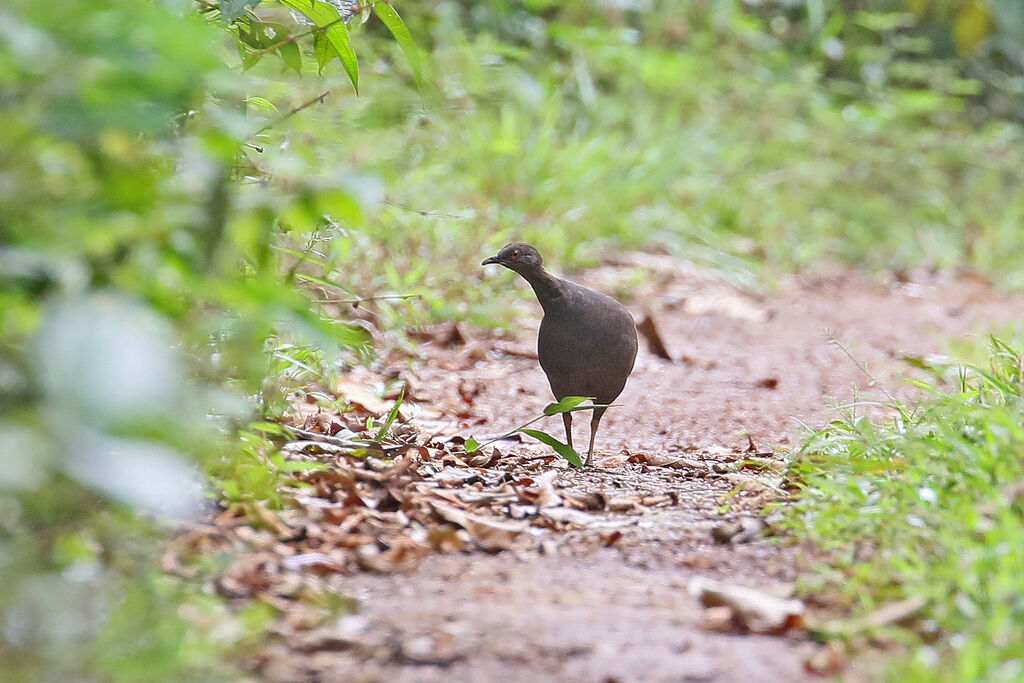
[537,306,637,402]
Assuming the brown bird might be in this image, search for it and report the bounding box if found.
[482,242,638,465]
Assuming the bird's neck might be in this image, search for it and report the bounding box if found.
[521,268,569,313]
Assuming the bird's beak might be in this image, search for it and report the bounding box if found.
[481,255,500,266]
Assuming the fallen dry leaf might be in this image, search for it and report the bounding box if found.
[561,490,604,510]
[605,495,640,512]
[710,516,768,544]
[593,454,630,468]
[539,506,601,527]
[804,642,848,676]
[818,596,928,636]
[527,470,562,509]
[628,451,708,470]
[429,500,527,552]
[722,473,785,496]
[282,552,345,574]
[491,341,538,359]
[335,378,411,420]
[636,312,672,360]
[355,540,427,573]
[601,530,623,547]
[427,525,466,553]
[400,634,463,666]
[702,605,736,632]
[295,615,375,654]
[688,577,805,633]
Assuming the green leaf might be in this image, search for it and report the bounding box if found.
[373,3,426,92]
[279,0,358,92]
[271,245,333,270]
[465,438,480,453]
[219,479,240,500]
[520,429,583,468]
[291,272,357,295]
[314,32,339,75]
[271,351,322,377]
[373,384,405,441]
[238,19,270,48]
[543,395,595,416]
[245,96,279,113]
[905,379,941,394]
[348,447,383,459]
[278,41,302,74]
[249,421,295,438]
[854,11,914,33]
[221,0,261,23]
[241,51,263,70]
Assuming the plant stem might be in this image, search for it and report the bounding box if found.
[250,90,331,139]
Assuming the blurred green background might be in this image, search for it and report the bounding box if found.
[1,0,1021,679]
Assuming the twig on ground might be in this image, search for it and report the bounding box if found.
[286,425,362,449]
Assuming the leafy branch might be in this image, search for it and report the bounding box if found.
[250,14,349,56]
[277,0,360,90]
[215,1,424,94]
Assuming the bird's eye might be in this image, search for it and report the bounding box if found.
[512,250,521,258]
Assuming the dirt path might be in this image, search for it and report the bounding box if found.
[254,258,1021,683]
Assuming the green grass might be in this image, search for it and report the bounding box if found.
[784,338,1024,681]
[242,6,1024,332]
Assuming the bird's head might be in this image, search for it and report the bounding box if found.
[481,242,543,274]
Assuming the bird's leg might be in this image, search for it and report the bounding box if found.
[562,412,573,451]
[585,407,607,467]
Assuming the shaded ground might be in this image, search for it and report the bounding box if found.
[237,256,1022,683]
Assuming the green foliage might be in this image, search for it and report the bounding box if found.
[283,0,1023,334]
[742,0,1024,122]
[784,338,1024,680]
[467,396,605,468]
[543,395,596,416]
[209,1,423,90]
[276,0,359,89]
[0,486,251,682]
[519,428,583,468]
[372,383,405,441]
[0,0,420,678]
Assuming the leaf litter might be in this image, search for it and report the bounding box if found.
[165,361,791,677]
[165,260,1024,681]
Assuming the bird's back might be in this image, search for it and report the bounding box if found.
[537,280,638,404]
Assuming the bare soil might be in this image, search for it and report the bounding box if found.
[253,257,1021,683]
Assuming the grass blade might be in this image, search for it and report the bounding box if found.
[373,384,405,441]
[519,428,582,468]
[372,3,425,92]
